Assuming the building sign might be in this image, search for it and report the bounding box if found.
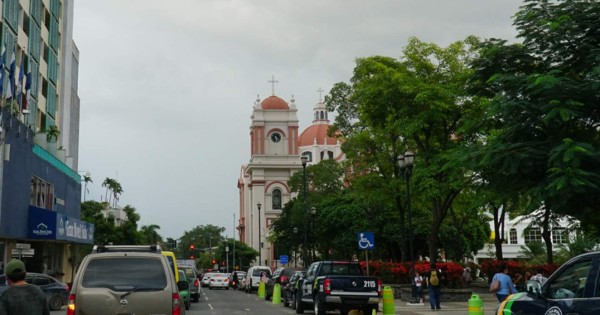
[28,206,94,244]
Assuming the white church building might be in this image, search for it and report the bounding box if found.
[237,91,343,268]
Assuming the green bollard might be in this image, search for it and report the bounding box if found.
[258,282,266,299]
[468,294,484,315]
[272,283,282,304]
[382,286,395,315]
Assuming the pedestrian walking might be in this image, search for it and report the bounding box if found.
[0,259,50,315]
[489,262,518,303]
[414,270,424,303]
[463,267,472,286]
[425,263,442,310]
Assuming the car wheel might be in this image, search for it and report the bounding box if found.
[295,292,304,314]
[290,293,296,310]
[314,296,325,315]
[48,295,63,311]
[362,305,375,315]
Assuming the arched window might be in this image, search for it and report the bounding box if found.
[272,189,282,210]
[302,151,312,162]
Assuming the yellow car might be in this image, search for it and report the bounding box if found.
[162,251,179,282]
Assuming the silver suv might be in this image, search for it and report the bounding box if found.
[67,245,188,315]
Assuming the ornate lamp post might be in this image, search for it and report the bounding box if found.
[257,202,262,266]
[301,156,308,267]
[398,151,417,303]
[310,207,317,263]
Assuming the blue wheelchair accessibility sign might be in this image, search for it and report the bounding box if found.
[357,232,375,250]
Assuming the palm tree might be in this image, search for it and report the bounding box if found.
[140,225,162,245]
[46,125,60,142]
[82,174,93,201]
[102,178,115,204]
[112,181,123,208]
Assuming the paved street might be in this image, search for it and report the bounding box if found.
[50,286,501,315]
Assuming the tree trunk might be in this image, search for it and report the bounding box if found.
[541,208,554,265]
[492,204,505,260]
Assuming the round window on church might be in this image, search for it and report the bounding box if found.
[271,132,282,143]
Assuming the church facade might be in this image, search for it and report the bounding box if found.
[237,92,343,268]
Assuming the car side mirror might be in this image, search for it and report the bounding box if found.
[177,280,190,291]
[526,280,542,295]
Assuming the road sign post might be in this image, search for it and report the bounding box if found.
[357,232,374,276]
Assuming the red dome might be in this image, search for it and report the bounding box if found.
[261,96,289,110]
[298,124,337,147]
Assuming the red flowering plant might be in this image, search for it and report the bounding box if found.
[359,260,464,288]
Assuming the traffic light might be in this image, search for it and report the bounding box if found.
[221,261,225,266]
[211,259,216,264]
[189,244,195,250]
[189,255,195,259]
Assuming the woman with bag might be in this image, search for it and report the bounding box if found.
[490,262,518,302]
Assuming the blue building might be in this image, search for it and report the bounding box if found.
[0,0,92,285]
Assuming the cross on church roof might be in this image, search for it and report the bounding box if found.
[317,87,325,102]
[268,75,279,96]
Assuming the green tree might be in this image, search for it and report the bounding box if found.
[327,37,480,264]
[179,225,225,259]
[114,205,141,244]
[139,224,163,245]
[469,0,600,263]
[81,200,115,248]
[213,239,259,271]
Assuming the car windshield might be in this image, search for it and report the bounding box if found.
[252,268,271,277]
[82,258,167,290]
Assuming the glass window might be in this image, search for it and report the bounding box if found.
[510,228,518,244]
[82,257,167,290]
[524,227,542,243]
[552,228,567,244]
[301,151,312,162]
[546,259,591,299]
[272,189,282,209]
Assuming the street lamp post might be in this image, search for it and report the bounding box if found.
[398,151,417,304]
[310,207,316,263]
[226,245,230,273]
[293,227,298,268]
[301,156,308,267]
[257,202,262,266]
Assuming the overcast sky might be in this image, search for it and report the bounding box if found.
[73,0,522,241]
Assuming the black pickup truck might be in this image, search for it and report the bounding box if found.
[295,260,381,315]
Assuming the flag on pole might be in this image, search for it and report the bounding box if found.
[6,51,15,100]
[0,45,5,98]
[23,72,32,113]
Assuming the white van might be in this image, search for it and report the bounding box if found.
[243,266,272,292]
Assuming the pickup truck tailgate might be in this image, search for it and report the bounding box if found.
[329,276,379,295]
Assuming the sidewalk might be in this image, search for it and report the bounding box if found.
[378,292,499,315]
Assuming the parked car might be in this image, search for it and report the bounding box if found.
[496,251,600,315]
[209,273,230,290]
[265,267,303,301]
[178,270,191,310]
[243,266,272,293]
[179,265,200,302]
[67,244,189,315]
[283,270,306,309]
[0,272,69,311]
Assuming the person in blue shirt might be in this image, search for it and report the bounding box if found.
[492,262,518,302]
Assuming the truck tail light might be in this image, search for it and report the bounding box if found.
[66,294,76,315]
[377,279,382,296]
[324,278,331,295]
[172,293,182,315]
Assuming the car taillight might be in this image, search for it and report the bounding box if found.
[194,279,199,287]
[66,294,76,315]
[377,279,382,296]
[172,293,182,315]
[225,278,229,282]
[280,276,288,283]
[323,278,331,295]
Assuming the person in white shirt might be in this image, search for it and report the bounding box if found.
[530,267,548,285]
[414,270,424,303]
